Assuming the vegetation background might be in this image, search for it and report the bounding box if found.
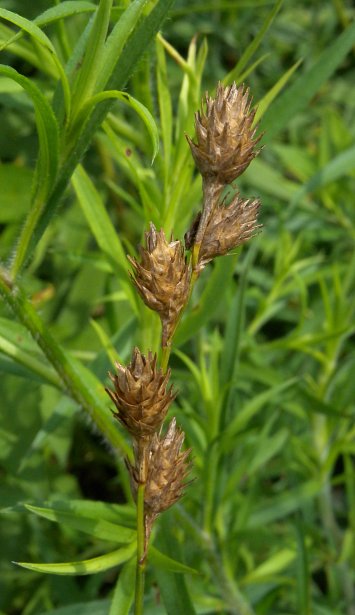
[0,0,354,614]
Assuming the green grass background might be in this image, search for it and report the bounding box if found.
[0,1,354,614]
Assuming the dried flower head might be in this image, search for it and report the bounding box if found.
[186,82,261,184]
[128,224,190,346]
[106,348,175,438]
[128,417,191,514]
[127,418,191,556]
[186,194,261,271]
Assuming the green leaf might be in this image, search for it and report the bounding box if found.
[0,272,131,456]
[254,58,303,124]
[0,65,61,278]
[156,35,173,185]
[0,7,57,51]
[0,65,59,200]
[261,20,355,141]
[0,333,60,388]
[241,548,296,584]
[70,0,113,112]
[38,601,110,615]
[15,542,136,576]
[77,89,160,161]
[290,144,355,208]
[25,0,175,271]
[224,378,297,441]
[35,1,96,27]
[220,245,256,429]
[71,165,137,313]
[175,255,238,346]
[19,498,135,526]
[247,481,321,528]
[0,8,70,118]
[295,515,311,615]
[109,557,135,615]
[243,158,300,201]
[150,546,199,575]
[223,0,283,84]
[0,164,32,222]
[25,504,136,544]
[95,0,150,92]
[0,2,95,51]
[155,515,197,615]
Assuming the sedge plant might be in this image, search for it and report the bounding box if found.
[1,2,354,615]
[104,81,262,613]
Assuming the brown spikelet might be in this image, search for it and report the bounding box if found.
[127,418,192,545]
[186,82,261,184]
[106,348,175,439]
[128,224,190,346]
[195,193,261,270]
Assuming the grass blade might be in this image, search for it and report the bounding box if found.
[25,504,136,544]
[223,0,283,84]
[71,164,138,312]
[15,542,136,576]
[24,0,175,271]
[109,558,136,615]
[260,19,355,141]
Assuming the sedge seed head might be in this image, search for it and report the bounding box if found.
[196,194,262,270]
[128,224,190,346]
[186,82,261,184]
[127,418,192,515]
[106,347,175,438]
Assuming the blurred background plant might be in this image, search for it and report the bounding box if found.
[0,1,354,614]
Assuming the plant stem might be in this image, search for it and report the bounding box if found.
[161,344,171,373]
[176,507,255,615]
[134,483,146,615]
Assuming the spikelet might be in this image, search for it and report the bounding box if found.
[128,224,190,347]
[186,193,261,271]
[127,418,191,544]
[186,82,261,184]
[106,348,175,439]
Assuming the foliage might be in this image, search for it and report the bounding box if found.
[0,1,354,614]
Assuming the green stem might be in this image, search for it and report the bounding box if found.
[176,507,255,615]
[161,345,171,373]
[203,440,219,533]
[134,484,146,615]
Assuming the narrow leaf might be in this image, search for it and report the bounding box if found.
[261,20,355,141]
[95,0,149,92]
[150,546,199,575]
[26,0,174,270]
[25,504,136,544]
[175,255,238,346]
[290,144,355,208]
[254,59,302,124]
[242,548,296,584]
[223,0,283,84]
[0,8,70,118]
[78,89,159,161]
[109,557,135,615]
[35,2,95,27]
[70,0,113,111]
[15,542,136,576]
[0,65,59,197]
[71,165,137,313]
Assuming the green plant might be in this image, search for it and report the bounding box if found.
[1,2,354,614]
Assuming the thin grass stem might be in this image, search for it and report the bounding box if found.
[134,483,146,615]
